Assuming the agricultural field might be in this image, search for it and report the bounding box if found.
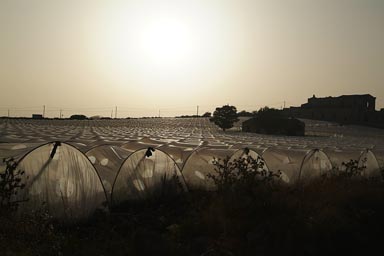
[2,117,384,153]
[1,118,384,255]
[1,117,384,196]
[1,117,384,169]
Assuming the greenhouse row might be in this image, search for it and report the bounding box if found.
[1,141,383,221]
[1,118,384,152]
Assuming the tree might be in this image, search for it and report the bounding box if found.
[256,107,283,119]
[202,112,212,117]
[70,114,88,120]
[237,110,254,117]
[210,105,239,131]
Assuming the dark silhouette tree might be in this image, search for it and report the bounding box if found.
[210,105,239,131]
[256,106,283,119]
[202,112,212,117]
[237,110,254,117]
[70,114,88,120]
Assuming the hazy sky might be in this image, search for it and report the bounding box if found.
[1,0,383,117]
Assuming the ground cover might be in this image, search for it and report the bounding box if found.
[1,157,384,256]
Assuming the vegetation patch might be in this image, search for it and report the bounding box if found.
[242,107,305,136]
[1,156,384,255]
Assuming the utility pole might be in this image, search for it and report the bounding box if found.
[115,106,117,119]
[158,109,161,118]
[7,109,10,117]
[43,105,46,118]
[197,105,199,117]
[111,109,113,118]
[60,109,62,119]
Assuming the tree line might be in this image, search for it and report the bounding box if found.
[210,105,283,131]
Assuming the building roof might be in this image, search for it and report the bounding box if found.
[311,94,375,100]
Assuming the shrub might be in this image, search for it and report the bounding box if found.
[323,158,368,180]
[339,159,366,178]
[69,114,88,120]
[0,158,28,214]
[207,155,281,193]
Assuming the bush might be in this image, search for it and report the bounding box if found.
[0,158,28,214]
[208,155,281,193]
[242,115,305,136]
[324,158,380,180]
[338,159,366,178]
[70,114,88,120]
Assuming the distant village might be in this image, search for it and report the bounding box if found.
[242,94,384,136]
[283,94,384,129]
[3,94,384,130]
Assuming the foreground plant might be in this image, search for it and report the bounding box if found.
[208,155,281,193]
[323,158,368,180]
[340,159,366,178]
[0,158,28,213]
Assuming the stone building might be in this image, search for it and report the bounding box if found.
[284,94,384,128]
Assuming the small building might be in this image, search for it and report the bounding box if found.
[242,117,305,136]
[283,94,384,128]
[32,114,43,119]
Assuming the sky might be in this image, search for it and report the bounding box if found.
[1,0,383,118]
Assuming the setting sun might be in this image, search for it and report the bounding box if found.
[1,0,383,117]
[95,7,207,76]
[89,3,245,96]
[137,18,197,69]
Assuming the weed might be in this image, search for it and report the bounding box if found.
[208,155,281,193]
[0,158,28,214]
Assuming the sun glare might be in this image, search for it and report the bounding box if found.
[100,12,200,75]
[137,19,196,69]
[92,4,234,93]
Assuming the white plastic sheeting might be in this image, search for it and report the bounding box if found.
[229,148,264,162]
[0,143,43,175]
[0,118,383,217]
[112,148,187,204]
[182,148,236,190]
[85,145,131,200]
[0,143,41,167]
[14,142,107,221]
[323,149,362,171]
[229,148,270,174]
[262,148,308,184]
[1,118,384,152]
[358,149,381,178]
[374,149,384,172]
[120,138,163,153]
[298,149,333,181]
[157,144,196,169]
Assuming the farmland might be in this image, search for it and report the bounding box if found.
[1,118,384,255]
[2,117,384,153]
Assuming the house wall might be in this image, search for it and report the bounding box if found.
[283,94,384,127]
